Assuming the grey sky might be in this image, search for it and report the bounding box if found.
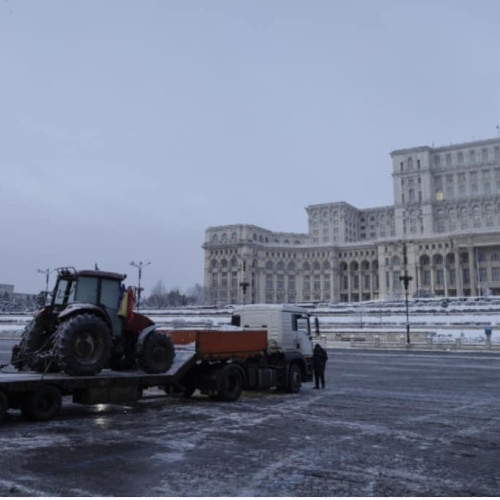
[1,0,499,295]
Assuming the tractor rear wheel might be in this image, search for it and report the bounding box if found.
[12,320,58,372]
[55,314,111,376]
[136,331,175,374]
[20,385,62,421]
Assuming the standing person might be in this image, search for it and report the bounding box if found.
[312,343,328,389]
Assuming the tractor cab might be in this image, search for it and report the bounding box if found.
[51,268,127,336]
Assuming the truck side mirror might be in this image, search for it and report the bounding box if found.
[314,317,320,336]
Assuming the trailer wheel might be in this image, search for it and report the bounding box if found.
[181,380,197,398]
[20,385,62,422]
[0,390,8,422]
[215,365,243,402]
[136,331,175,374]
[287,363,302,393]
[55,314,111,376]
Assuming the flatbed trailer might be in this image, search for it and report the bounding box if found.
[0,329,312,423]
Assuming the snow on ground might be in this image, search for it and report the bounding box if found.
[2,297,500,342]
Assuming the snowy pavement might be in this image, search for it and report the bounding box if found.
[0,349,499,496]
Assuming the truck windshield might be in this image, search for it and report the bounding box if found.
[293,314,310,334]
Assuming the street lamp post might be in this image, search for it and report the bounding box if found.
[239,260,250,305]
[398,241,413,345]
[130,261,150,309]
[37,268,51,303]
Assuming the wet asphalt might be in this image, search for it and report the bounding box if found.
[0,340,499,496]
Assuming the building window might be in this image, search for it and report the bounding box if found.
[470,150,477,165]
[393,271,400,288]
[266,275,273,290]
[482,149,488,163]
[479,268,487,283]
[450,269,456,285]
[492,268,500,282]
[436,270,444,286]
[458,152,464,165]
[353,275,359,290]
[463,269,470,284]
[423,270,431,286]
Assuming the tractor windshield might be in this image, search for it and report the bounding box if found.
[52,278,76,306]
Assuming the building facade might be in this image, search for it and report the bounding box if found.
[203,137,500,304]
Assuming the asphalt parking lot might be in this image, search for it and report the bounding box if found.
[0,345,499,496]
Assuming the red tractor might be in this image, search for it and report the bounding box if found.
[11,268,175,376]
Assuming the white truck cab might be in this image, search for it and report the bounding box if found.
[230,304,314,357]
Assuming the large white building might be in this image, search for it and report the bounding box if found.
[203,137,500,305]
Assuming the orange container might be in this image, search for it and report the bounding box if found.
[197,330,267,359]
[161,329,268,360]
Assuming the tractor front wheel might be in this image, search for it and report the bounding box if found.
[55,314,111,376]
[136,331,175,374]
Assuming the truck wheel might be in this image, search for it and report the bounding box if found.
[287,363,302,393]
[216,365,243,402]
[20,385,62,422]
[136,332,175,374]
[0,390,8,422]
[55,314,111,376]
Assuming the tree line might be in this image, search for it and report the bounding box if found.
[142,281,204,308]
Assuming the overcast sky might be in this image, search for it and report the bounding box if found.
[1,0,500,295]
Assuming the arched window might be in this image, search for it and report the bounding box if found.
[265,261,274,270]
[392,256,400,266]
[288,261,296,271]
[277,261,285,271]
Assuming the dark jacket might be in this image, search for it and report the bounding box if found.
[312,345,328,369]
